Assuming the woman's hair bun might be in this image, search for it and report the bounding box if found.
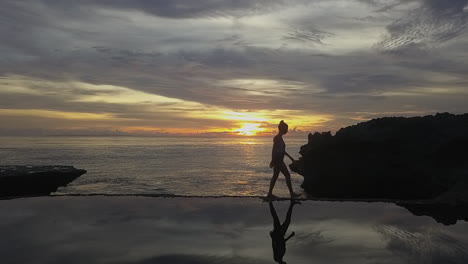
[278,120,288,130]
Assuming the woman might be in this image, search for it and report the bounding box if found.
[267,120,301,199]
[269,200,300,264]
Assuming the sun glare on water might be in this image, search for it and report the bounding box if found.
[234,123,265,136]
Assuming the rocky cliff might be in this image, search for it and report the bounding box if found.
[290,113,468,201]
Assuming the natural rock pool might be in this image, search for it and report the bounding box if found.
[1,197,467,264]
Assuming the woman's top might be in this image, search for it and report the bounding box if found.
[272,135,286,163]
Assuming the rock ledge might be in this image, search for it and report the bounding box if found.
[0,165,86,198]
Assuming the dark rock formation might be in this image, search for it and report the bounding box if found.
[399,176,468,225]
[0,165,86,198]
[397,202,468,226]
[290,113,468,200]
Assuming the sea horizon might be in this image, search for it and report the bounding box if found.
[0,135,307,197]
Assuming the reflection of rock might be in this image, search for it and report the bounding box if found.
[433,177,468,205]
[397,178,468,225]
[291,113,468,200]
[0,165,86,197]
[397,202,468,226]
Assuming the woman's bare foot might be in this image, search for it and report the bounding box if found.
[291,200,302,205]
[266,193,279,200]
[290,192,301,199]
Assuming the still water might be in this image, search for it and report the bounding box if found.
[0,136,306,197]
[1,197,467,264]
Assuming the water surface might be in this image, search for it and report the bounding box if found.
[0,197,467,264]
[0,136,305,197]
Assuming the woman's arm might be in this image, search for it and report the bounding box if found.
[285,152,295,162]
[285,231,295,241]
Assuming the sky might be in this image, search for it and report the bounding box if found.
[1,0,468,136]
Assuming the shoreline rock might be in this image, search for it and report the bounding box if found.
[0,165,86,198]
[290,113,468,202]
[396,202,468,225]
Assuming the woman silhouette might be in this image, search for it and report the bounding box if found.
[267,120,301,199]
[269,200,300,264]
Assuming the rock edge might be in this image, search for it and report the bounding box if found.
[0,165,86,198]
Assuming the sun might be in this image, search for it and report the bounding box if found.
[233,123,264,136]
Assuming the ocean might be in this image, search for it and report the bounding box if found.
[3,136,468,264]
[0,136,306,197]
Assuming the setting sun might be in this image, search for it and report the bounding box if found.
[233,123,265,136]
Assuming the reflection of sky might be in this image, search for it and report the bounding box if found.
[1,197,467,264]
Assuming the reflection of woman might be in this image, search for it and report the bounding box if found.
[269,201,300,264]
[268,120,300,199]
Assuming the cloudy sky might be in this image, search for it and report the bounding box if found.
[1,0,468,136]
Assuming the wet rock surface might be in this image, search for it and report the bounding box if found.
[291,113,468,202]
[0,165,86,198]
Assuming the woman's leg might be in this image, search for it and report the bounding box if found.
[283,200,295,228]
[269,201,281,228]
[280,163,299,197]
[268,165,280,196]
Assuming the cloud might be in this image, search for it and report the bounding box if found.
[1,0,468,134]
[2,0,296,21]
[358,0,419,12]
[376,0,468,51]
[283,27,335,45]
[84,0,292,19]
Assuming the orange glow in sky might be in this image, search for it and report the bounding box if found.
[0,76,336,136]
[233,123,265,136]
